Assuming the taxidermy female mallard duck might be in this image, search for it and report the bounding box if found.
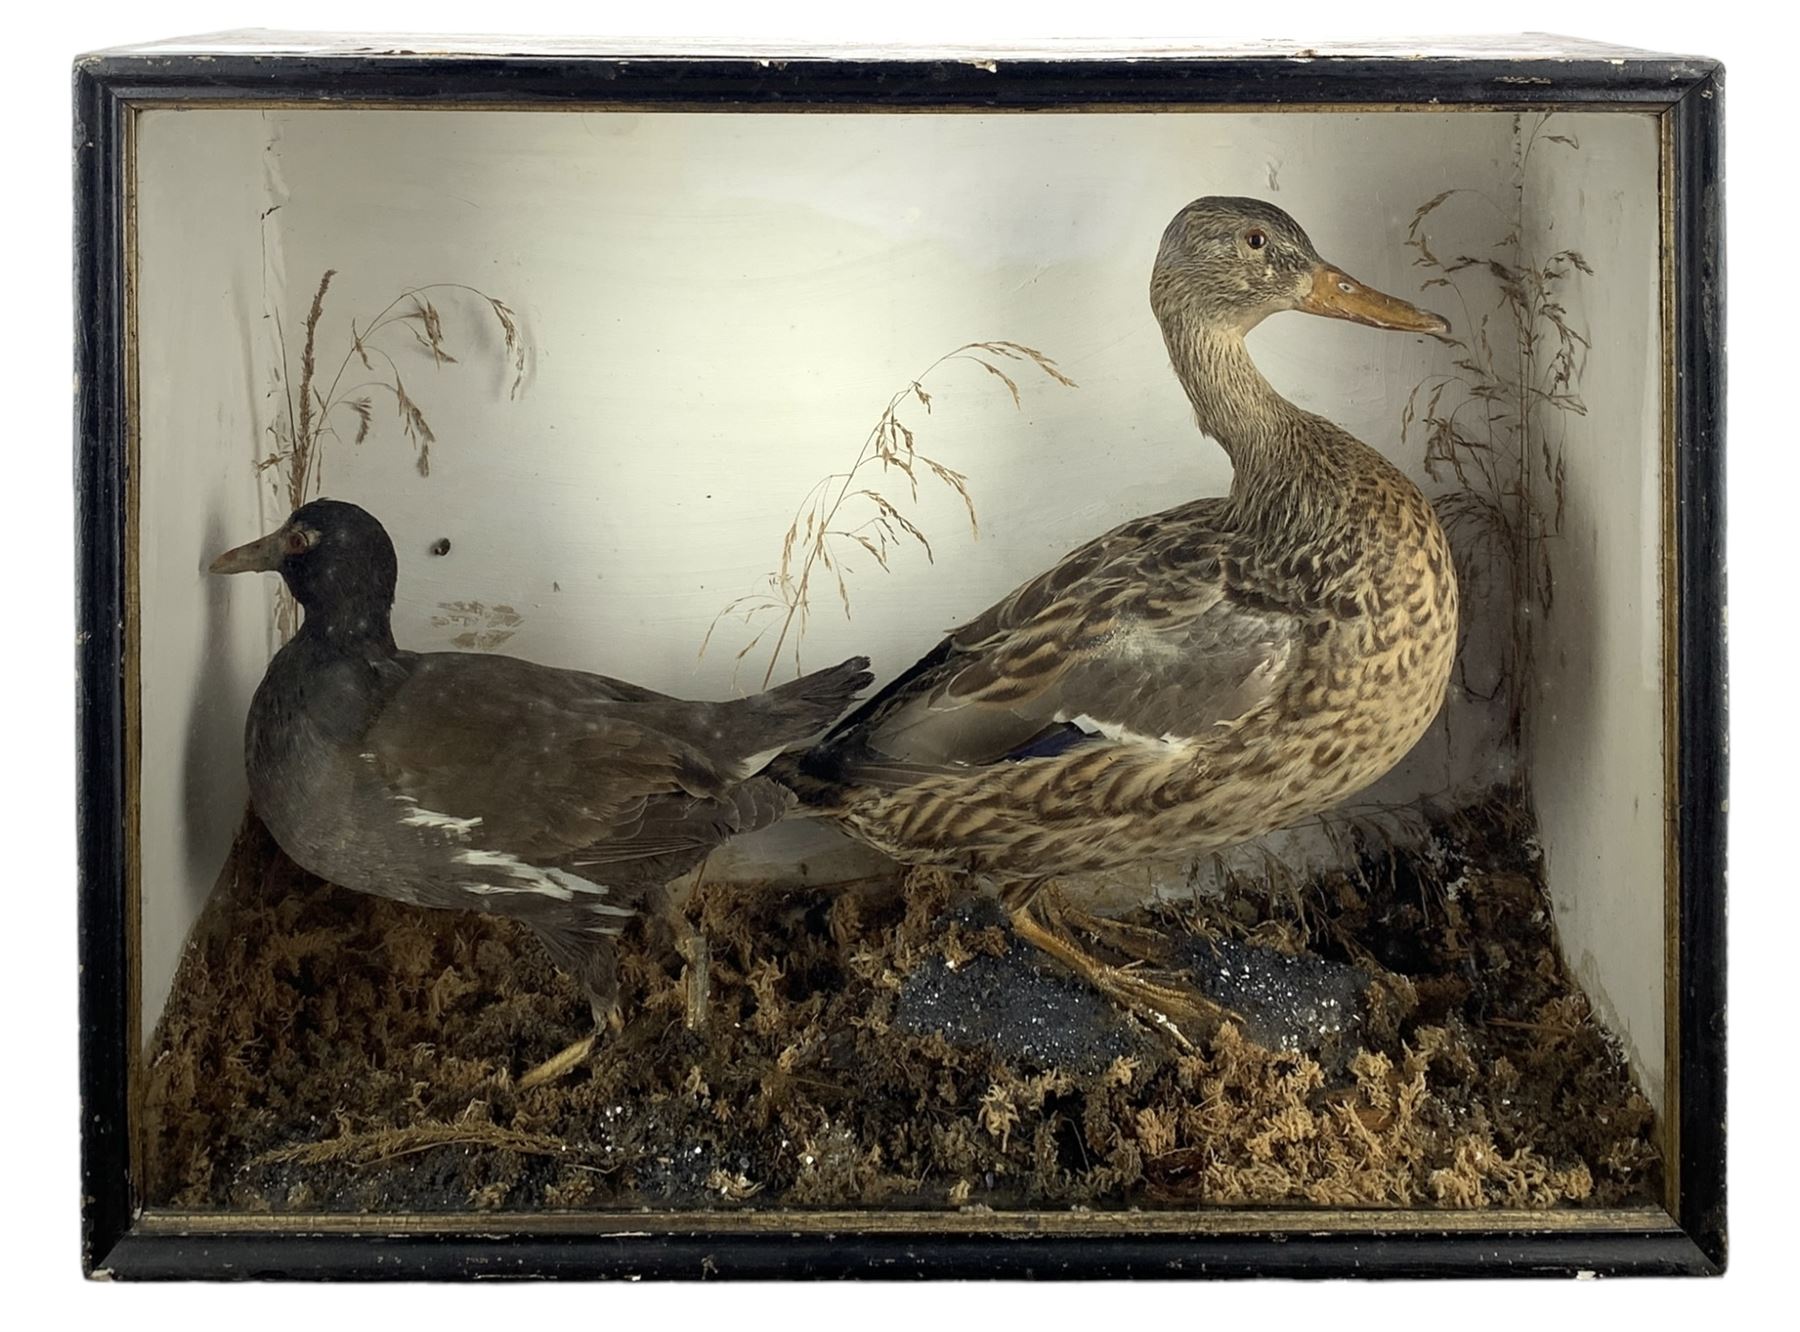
[788,197,1457,1044]
[211,499,871,1084]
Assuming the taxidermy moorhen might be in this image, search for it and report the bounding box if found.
[784,198,1456,1049]
[212,499,872,1084]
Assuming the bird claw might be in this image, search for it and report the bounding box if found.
[1008,889,1239,1054]
[517,1032,596,1091]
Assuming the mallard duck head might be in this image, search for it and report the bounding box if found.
[1151,196,1449,337]
[210,497,398,621]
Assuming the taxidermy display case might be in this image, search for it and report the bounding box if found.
[75,33,1725,1279]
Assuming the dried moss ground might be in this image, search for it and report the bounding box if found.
[144,789,1660,1214]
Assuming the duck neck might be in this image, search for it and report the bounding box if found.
[1160,316,1307,485]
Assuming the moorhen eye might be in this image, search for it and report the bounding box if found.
[1246,229,1268,250]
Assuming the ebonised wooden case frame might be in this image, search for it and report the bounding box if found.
[74,34,1726,1280]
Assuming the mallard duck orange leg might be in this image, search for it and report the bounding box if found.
[1004,884,1238,1054]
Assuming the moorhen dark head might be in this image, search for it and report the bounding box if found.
[210,498,398,632]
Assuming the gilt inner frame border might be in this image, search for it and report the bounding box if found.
[75,47,1726,1279]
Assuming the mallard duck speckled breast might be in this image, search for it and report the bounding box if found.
[790,198,1458,882]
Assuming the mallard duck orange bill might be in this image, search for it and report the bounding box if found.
[1300,265,1450,334]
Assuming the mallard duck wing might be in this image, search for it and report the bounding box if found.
[813,499,1302,786]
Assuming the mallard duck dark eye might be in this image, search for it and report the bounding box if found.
[1245,229,1268,251]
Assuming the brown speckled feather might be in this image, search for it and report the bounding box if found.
[832,498,1300,777]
